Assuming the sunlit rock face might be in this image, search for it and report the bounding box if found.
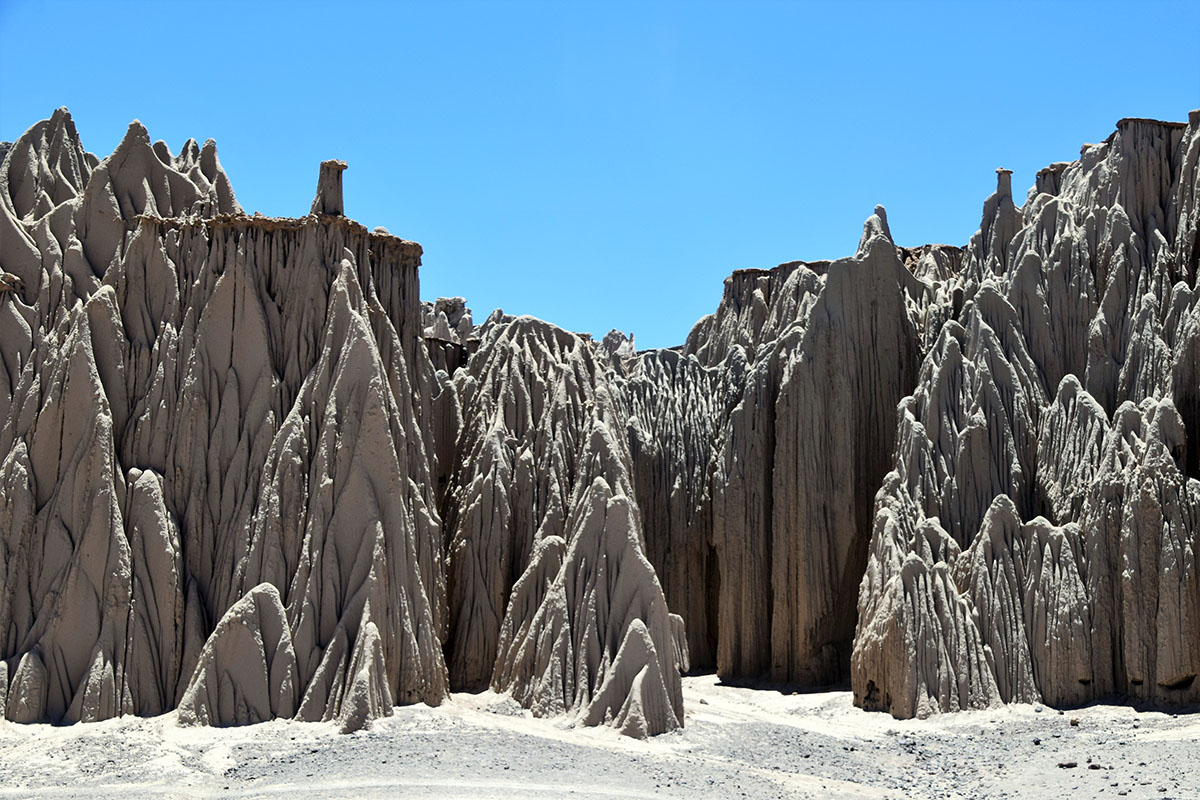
[439,312,686,736]
[620,216,944,689]
[0,109,445,731]
[0,109,684,738]
[851,113,1200,718]
[2,107,1197,735]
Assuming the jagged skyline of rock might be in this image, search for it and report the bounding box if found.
[8,2,1196,354]
[1,107,1198,738]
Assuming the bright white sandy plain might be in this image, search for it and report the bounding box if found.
[0,675,1196,799]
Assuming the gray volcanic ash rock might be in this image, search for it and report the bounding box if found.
[0,108,683,737]
[2,106,1199,737]
[438,313,685,735]
[0,109,446,731]
[851,113,1200,718]
[621,216,960,687]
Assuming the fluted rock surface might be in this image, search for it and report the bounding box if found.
[438,313,686,735]
[621,212,948,685]
[0,110,445,730]
[852,112,1200,717]
[5,105,1200,736]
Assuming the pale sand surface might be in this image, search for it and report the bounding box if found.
[0,675,1196,799]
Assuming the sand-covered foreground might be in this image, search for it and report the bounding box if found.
[0,675,1195,799]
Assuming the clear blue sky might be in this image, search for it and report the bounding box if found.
[2,1,1198,348]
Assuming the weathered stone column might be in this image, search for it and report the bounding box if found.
[310,159,347,216]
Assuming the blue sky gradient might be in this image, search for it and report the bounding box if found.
[2,0,1198,347]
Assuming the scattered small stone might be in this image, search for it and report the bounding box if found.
[1033,738,1042,745]
[1070,718,1080,726]
[1058,762,1078,769]
[1089,764,1103,770]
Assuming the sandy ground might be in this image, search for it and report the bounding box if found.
[0,675,1197,799]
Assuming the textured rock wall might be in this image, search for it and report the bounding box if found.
[0,109,445,732]
[438,314,686,734]
[0,109,687,737]
[5,106,1200,735]
[623,217,958,686]
[852,113,1200,718]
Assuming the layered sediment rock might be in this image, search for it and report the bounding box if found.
[0,109,687,736]
[623,214,956,686]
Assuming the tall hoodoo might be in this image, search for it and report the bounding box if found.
[311,159,348,216]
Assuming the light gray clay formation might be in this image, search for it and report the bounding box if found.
[0,107,1197,736]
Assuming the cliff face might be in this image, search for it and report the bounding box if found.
[619,218,950,687]
[0,109,685,737]
[851,113,1200,717]
[0,110,445,732]
[437,313,685,735]
[2,107,1198,734]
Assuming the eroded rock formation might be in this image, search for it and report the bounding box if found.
[0,109,445,731]
[852,113,1200,717]
[3,106,1198,735]
[0,109,685,738]
[619,212,957,687]
[436,313,686,734]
